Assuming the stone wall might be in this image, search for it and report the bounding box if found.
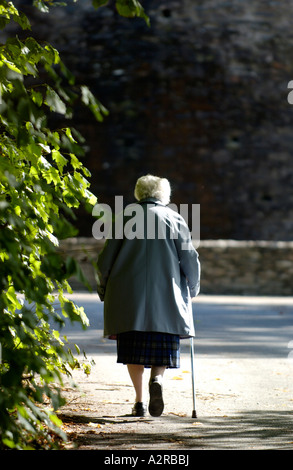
[59,238,293,296]
[197,239,293,296]
[12,0,293,241]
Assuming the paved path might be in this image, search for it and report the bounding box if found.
[57,294,293,451]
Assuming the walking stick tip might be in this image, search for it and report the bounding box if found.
[192,410,197,418]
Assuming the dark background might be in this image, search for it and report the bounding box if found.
[12,0,293,240]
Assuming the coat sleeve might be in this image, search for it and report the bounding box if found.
[173,216,201,298]
[96,237,123,301]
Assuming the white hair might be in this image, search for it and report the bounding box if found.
[134,174,171,206]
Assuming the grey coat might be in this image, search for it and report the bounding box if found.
[96,198,200,338]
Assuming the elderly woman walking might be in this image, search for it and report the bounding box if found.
[97,175,200,417]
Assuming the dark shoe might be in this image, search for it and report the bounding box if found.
[149,376,164,417]
[132,402,147,417]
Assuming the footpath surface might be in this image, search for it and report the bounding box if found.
[57,294,293,451]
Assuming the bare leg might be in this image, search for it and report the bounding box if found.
[127,364,145,402]
[150,366,166,380]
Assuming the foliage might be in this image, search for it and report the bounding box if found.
[92,0,150,25]
[0,0,148,450]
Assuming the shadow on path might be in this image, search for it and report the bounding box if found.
[58,409,293,450]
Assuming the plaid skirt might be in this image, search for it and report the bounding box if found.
[117,331,180,369]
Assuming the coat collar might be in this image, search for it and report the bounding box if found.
[138,197,165,206]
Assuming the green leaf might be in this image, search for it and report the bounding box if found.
[51,149,68,173]
[0,17,9,29]
[44,166,61,186]
[0,57,22,74]
[30,89,43,107]
[33,1,50,13]
[115,0,150,25]
[44,44,60,65]
[45,86,67,114]
[49,412,63,428]
[80,85,108,121]
[5,286,22,311]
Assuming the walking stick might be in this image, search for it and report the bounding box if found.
[190,336,197,418]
